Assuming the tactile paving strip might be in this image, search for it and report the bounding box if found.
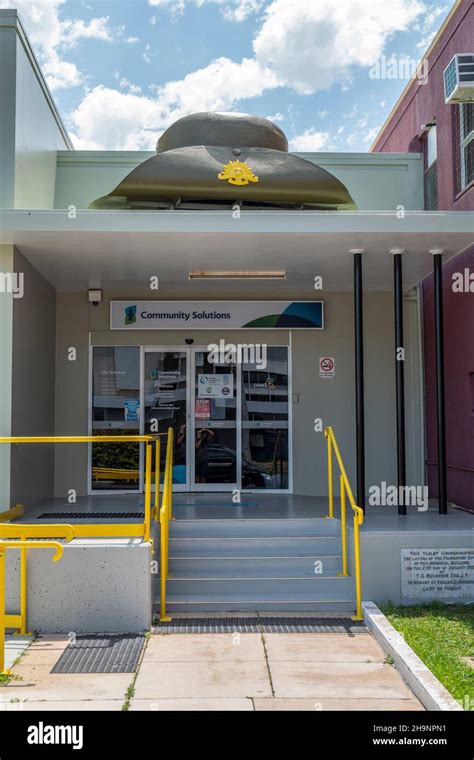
[51,634,145,674]
[38,512,144,520]
[153,617,367,634]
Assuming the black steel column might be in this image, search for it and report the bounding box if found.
[393,251,406,515]
[353,251,365,511]
[433,251,448,514]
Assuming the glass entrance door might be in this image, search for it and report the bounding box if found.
[143,348,189,491]
[191,350,238,491]
[139,344,290,493]
[241,347,289,490]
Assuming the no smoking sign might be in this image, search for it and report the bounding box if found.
[319,357,335,378]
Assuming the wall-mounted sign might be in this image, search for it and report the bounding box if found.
[124,399,140,421]
[195,399,211,420]
[111,301,324,330]
[319,357,335,378]
[401,548,473,600]
[198,374,234,398]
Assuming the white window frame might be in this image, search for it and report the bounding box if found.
[460,103,474,190]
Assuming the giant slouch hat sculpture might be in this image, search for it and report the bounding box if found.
[90,111,356,210]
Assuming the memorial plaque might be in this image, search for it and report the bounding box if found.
[401,548,474,599]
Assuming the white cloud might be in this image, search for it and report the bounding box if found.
[148,0,263,22]
[60,16,115,48]
[221,0,264,22]
[69,57,277,149]
[266,112,284,123]
[290,128,330,152]
[7,1,429,149]
[0,0,138,90]
[253,0,426,94]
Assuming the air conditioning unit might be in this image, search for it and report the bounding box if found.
[444,54,474,103]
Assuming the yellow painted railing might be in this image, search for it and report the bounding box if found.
[159,427,174,622]
[0,430,175,652]
[324,426,364,621]
[0,539,66,674]
[0,524,76,637]
[0,435,165,540]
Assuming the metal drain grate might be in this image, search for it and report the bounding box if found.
[38,512,144,520]
[51,634,145,674]
[153,617,367,634]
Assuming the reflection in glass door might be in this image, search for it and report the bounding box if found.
[241,347,289,490]
[143,349,189,491]
[192,350,238,491]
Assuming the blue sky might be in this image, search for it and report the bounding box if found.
[2,0,454,150]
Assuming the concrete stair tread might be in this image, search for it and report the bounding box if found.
[167,574,349,580]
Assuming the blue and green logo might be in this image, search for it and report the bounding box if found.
[124,305,137,325]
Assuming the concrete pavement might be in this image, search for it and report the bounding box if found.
[0,629,423,711]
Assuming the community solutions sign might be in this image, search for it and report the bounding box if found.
[110,301,324,330]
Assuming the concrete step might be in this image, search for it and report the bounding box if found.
[168,555,344,576]
[157,594,356,613]
[169,536,343,557]
[169,518,339,538]
[161,575,354,598]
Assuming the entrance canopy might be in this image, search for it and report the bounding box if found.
[0,209,472,292]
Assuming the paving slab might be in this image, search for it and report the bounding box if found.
[129,698,254,711]
[0,637,132,702]
[253,697,423,711]
[270,661,414,699]
[0,700,125,711]
[134,660,272,699]
[2,636,32,670]
[145,633,264,662]
[263,633,384,663]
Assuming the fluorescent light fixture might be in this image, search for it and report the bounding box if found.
[189,271,286,280]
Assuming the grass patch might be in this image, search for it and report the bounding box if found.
[381,602,474,708]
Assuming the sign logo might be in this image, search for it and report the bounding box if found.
[218,160,259,186]
[124,305,137,325]
[319,357,335,379]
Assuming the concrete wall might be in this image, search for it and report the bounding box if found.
[54,289,424,499]
[0,10,71,210]
[5,539,152,633]
[54,150,423,211]
[54,293,89,499]
[10,248,56,509]
[0,245,15,507]
[353,525,473,606]
[0,20,17,208]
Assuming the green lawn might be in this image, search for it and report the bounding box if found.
[381,602,474,709]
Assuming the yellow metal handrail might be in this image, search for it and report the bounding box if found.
[324,426,364,620]
[0,435,168,540]
[0,540,66,674]
[0,524,76,636]
[159,427,174,622]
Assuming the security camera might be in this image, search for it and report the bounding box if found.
[185,338,194,345]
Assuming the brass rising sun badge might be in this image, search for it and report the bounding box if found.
[217,160,259,186]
